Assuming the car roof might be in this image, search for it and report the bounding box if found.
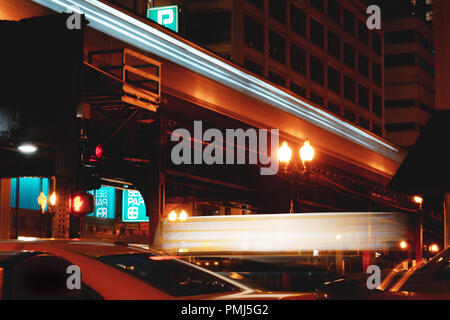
[0,239,158,258]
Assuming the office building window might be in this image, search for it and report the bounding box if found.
[358,85,369,110]
[372,123,382,136]
[386,30,415,44]
[386,99,415,109]
[187,11,231,45]
[344,76,355,102]
[327,101,341,116]
[291,5,306,38]
[372,62,382,86]
[372,32,382,56]
[358,52,369,78]
[310,92,324,107]
[290,82,306,98]
[385,123,416,132]
[328,65,341,94]
[344,42,355,69]
[359,117,370,130]
[246,0,263,10]
[244,59,263,76]
[310,55,324,85]
[328,0,340,25]
[269,0,286,23]
[269,71,286,86]
[290,44,306,75]
[343,9,355,36]
[245,16,263,51]
[328,31,341,60]
[344,109,356,123]
[418,56,434,75]
[385,53,415,67]
[269,31,286,64]
[310,0,324,12]
[418,32,433,53]
[310,19,324,49]
[358,21,369,46]
[372,93,382,117]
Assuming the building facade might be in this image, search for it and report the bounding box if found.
[145,0,386,138]
[384,17,435,149]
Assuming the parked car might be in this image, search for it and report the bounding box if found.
[0,239,313,300]
[315,248,450,300]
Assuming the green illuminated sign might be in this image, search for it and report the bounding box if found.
[88,186,116,219]
[122,190,148,223]
[147,5,179,33]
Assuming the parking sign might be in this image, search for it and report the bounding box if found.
[147,5,179,33]
[88,186,116,219]
[122,190,149,222]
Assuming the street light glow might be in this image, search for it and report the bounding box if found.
[300,139,314,162]
[168,210,177,222]
[179,210,188,221]
[400,241,408,249]
[429,244,439,253]
[18,144,38,154]
[413,195,423,205]
[49,192,57,206]
[278,141,292,163]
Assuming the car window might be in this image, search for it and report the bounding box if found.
[97,254,242,297]
[182,256,337,292]
[7,254,102,300]
[434,258,450,281]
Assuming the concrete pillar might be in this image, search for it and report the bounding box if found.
[145,119,167,246]
[0,179,11,239]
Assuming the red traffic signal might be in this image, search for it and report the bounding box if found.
[69,193,94,216]
[89,144,104,162]
[95,144,103,159]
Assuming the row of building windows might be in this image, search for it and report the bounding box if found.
[385,99,433,113]
[286,81,383,135]
[385,122,424,132]
[385,29,434,54]
[244,56,382,118]
[385,53,435,76]
[244,16,382,86]
[245,0,382,56]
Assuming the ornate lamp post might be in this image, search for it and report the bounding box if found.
[278,139,315,213]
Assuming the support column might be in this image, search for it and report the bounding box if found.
[145,118,167,246]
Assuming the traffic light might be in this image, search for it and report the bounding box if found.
[89,144,104,163]
[69,193,94,216]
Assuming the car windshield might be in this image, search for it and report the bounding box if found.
[181,256,339,292]
[96,253,243,297]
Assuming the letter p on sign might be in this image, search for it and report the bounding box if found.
[148,5,179,33]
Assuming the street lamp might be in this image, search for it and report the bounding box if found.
[300,139,314,163]
[278,141,292,164]
[18,143,38,154]
[278,139,315,213]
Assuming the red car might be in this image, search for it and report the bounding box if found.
[0,239,314,300]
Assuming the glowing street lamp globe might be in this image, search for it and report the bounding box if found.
[168,211,177,222]
[278,141,292,163]
[300,139,314,162]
